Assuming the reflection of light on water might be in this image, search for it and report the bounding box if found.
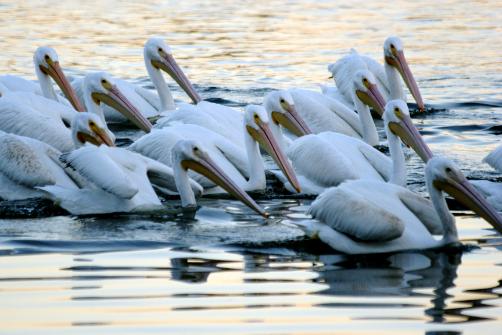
[0,0,501,333]
[0,0,500,100]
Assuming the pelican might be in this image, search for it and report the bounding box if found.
[131,105,301,194]
[70,37,201,125]
[326,36,424,111]
[0,72,150,151]
[0,113,113,201]
[265,70,386,146]
[471,144,502,210]
[294,156,502,254]
[0,46,84,111]
[268,100,429,194]
[139,37,244,145]
[82,72,153,132]
[41,139,266,216]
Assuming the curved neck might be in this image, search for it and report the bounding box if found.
[83,86,106,124]
[174,162,197,207]
[385,127,406,186]
[427,178,458,243]
[144,55,175,111]
[244,127,266,190]
[385,63,405,100]
[353,92,379,146]
[34,66,58,101]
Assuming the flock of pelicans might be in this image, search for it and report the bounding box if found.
[0,36,501,254]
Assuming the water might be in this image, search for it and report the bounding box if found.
[0,0,501,334]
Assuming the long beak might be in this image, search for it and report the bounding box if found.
[90,124,115,147]
[181,156,268,217]
[92,86,153,132]
[356,83,387,117]
[434,178,502,234]
[247,122,302,193]
[153,53,202,104]
[388,113,433,162]
[385,51,424,112]
[271,105,311,137]
[41,61,85,112]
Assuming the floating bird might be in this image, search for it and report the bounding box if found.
[172,140,267,217]
[0,46,84,111]
[70,37,201,124]
[295,156,502,254]
[41,138,266,216]
[326,36,424,111]
[265,70,386,146]
[0,113,113,201]
[267,100,429,194]
[131,105,301,194]
[0,72,149,150]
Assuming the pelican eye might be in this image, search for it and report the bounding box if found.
[362,78,369,85]
[158,48,162,52]
[394,107,400,112]
[280,98,285,104]
[445,167,452,173]
[390,44,395,49]
[44,54,50,61]
[89,121,96,127]
[101,79,106,84]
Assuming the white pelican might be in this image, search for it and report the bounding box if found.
[0,46,85,112]
[0,73,150,151]
[265,70,386,146]
[0,113,113,201]
[70,37,201,124]
[172,140,267,216]
[268,100,430,194]
[471,144,502,210]
[131,105,301,194]
[41,139,266,216]
[294,156,502,254]
[326,36,424,111]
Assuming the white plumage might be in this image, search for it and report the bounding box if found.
[294,157,502,254]
[41,145,202,215]
[0,131,80,200]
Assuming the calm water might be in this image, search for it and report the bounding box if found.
[0,1,501,334]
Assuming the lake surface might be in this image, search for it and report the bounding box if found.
[0,0,501,334]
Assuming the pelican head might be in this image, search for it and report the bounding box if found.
[71,112,115,148]
[353,70,387,116]
[173,140,268,217]
[384,100,433,162]
[33,46,85,112]
[427,157,502,234]
[84,72,152,132]
[245,105,302,193]
[264,90,311,137]
[383,36,424,111]
[144,37,201,104]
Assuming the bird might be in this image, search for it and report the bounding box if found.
[171,140,267,217]
[326,36,424,112]
[41,139,266,216]
[471,144,502,210]
[0,113,114,201]
[264,69,387,146]
[269,100,431,194]
[0,46,85,112]
[293,156,502,254]
[79,72,153,133]
[70,37,201,124]
[130,105,301,194]
[0,72,150,151]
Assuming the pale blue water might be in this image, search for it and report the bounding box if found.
[0,1,501,334]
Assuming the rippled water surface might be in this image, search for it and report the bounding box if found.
[1,0,502,334]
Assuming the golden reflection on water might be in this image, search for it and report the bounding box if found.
[0,0,500,100]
